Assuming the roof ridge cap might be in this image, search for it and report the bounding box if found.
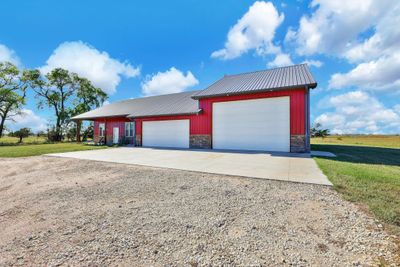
[225,64,307,77]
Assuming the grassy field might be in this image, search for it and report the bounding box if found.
[0,143,106,157]
[0,135,48,145]
[311,135,400,234]
[312,135,400,148]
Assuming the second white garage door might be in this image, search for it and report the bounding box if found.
[213,96,290,152]
[142,120,190,148]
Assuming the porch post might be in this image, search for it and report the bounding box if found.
[76,120,81,142]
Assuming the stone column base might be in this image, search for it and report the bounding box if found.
[135,135,142,146]
[290,135,308,153]
[190,134,211,149]
[106,135,113,146]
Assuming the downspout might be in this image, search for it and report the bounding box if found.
[305,86,310,152]
[104,118,107,145]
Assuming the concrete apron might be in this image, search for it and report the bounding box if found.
[47,147,332,186]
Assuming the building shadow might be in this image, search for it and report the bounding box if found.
[311,144,400,166]
[122,146,312,158]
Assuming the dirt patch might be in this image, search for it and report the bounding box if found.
[0,156,398,266]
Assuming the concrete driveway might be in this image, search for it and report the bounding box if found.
[47,147,331,185]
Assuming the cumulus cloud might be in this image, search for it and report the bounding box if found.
[211,1,284,60]
[329,2,400,92]
[141,67,199,96]
[302,59,323,68]
[395,104,400,115]
[287,0,393,56]
[0,44,21,66]
[267,53,293,68]
[288,0,400,92]
[315,91,400,134]
[329,54,400,90]
[40,41,140,94]
[6,109,48,133]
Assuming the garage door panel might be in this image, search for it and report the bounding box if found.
[142,120,189,148]
[213,97,290,152]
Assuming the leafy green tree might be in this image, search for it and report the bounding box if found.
[69,76,107,141]
[29,68,108,141]
[36,130,46,137]
[66,126,76,141]
[81,123,94,141]
[0,62,30,138]
[12,127,31,143]
[311,123,330,138]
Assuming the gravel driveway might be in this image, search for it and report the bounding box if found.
[0,156,398,266]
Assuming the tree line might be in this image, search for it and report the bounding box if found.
[0,61,108,141]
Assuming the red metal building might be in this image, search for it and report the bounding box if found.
[74,64,316,153]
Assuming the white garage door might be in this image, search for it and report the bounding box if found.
[213,96,290,152]
[142,120,189,148]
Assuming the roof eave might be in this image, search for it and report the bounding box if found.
[127,109,202,119]
[191,84,317,100]
[70,114,130,121]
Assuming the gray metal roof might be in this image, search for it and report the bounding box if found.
[72,90,201,120]
[72,64,317,120]
[192,64,317,99]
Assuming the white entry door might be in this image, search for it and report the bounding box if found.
[212,96,290,152]
[113,127,119,144]
[142,120,189,148]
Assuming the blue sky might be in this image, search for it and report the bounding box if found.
[1,0,399,134]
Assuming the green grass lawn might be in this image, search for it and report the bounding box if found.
[312,135,400,148]
[0,142,106,157]
[311,136,400,234]
[0,135,48,145]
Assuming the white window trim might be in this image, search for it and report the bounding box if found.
[99,123,105,137]
[125,122,134,137]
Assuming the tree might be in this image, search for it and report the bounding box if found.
[69,76,107,142]
[12,127,31,143]
[66,126,76,142]
[0,62,30,138]
[311,123,330,138]
[29,68,108,141]
[36,130,46,137]
[81,123,94,141]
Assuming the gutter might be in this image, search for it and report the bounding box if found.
[191,83,317,100]
[70,114,131,121]
[126,109,202,119]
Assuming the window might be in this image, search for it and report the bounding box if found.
[99,123,105,137]
[125,122,134,137]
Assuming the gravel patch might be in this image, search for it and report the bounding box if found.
[0,156,398,266]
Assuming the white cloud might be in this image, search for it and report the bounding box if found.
[288,0,400,92]
[315,91,400,134]
[394,104,400,115]
[211,1,284,60]
[40,41,140,95]
[0,44,20,66]
[343,4,400,63]
[6,109,48,133]
[302,59,323,68]
[329,2,400,92]
[141,67,199,96]
[268,53,293,67]
[329,54,400,91]
[288,0,394,56]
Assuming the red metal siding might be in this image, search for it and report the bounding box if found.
[94,117,131,140]
[94,88,306,140]
[194,88,306,135]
